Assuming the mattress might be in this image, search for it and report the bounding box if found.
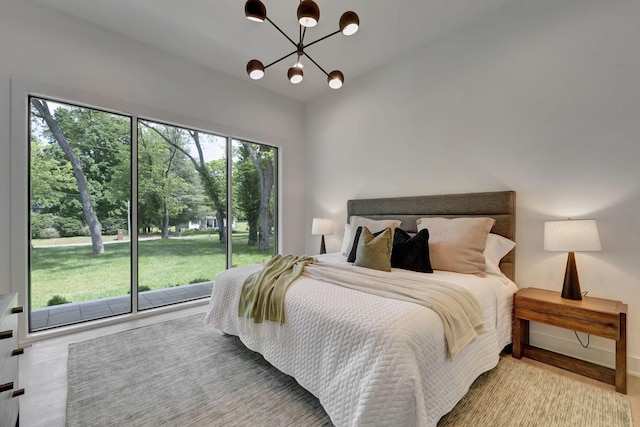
[204,252,517,427]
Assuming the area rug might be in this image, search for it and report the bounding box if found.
[66,314,633,427]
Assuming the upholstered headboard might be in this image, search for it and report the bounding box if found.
[346,191,516,281]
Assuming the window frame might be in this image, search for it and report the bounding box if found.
[12,86,281,342]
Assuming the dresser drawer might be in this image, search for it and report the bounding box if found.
[0,383,20,427]
[0,294,21,427]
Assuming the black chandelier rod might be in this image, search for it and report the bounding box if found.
[264,49,298,69]
[261,17,343,78]
[302,52,330,77]
[304,29,341,50]
[266,17,298,49]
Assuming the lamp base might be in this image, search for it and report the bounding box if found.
[319,235,326,255]
[561,252,582,300]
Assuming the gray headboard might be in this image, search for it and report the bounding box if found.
[347,191,516,281]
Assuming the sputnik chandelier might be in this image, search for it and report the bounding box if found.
[244,0,360,89]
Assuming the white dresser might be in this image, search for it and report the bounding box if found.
[0,294,24,427]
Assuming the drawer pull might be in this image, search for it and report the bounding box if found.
[12,348,25,356]
[12,306,24,314]
[0,382,14,393]
[11,388,25,398]
[0,330,12,340]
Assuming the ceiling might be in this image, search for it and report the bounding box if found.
[30,0,517,102]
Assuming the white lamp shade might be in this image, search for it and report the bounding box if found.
[544,219,602,252]
[312,218,333,235]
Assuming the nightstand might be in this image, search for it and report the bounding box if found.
[513,287,627,394]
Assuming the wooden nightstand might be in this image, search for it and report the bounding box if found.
[513,287,627,393]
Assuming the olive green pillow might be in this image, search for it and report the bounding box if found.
[353,227,392,272]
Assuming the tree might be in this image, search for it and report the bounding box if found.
[30,136,76,212]
[238,142,275,251]
[31,99,105,255]
[140,122,228,243]
[135,122,202,237]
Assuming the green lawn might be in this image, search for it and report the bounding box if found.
[30,231,275,308]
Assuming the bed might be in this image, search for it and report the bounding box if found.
[205,191,517,427]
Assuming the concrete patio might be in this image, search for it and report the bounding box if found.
[30,281,214,331]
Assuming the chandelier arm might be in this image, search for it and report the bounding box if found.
[265,49,298,69]
[266,17,298,48]
[302,52,329,77]
[304,29,341,50]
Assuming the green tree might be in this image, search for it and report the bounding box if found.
[237,142,275,251]
[140,122,227,243]
[137,124,199,238]
[31,99,106,254]
[30,136,76,212]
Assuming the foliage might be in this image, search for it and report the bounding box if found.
[31,213,57,239]
[47,295,71,306]
[55,216,84,237]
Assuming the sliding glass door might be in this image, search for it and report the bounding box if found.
[136,120,227,310]
[29,97,132,330]
[231,139,278,266]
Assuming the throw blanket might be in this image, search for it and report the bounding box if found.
[238,254,316,323]
[303,262,486,360]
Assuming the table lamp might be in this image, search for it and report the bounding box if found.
[544,219,602,300]
[312,218,333,254]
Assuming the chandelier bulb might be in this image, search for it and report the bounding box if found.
[247,59,265,80]
[327,70,344,89]
[245,0,267,22]
[288,66,304,84]
[339,11,359,36]
[297,0,320,28]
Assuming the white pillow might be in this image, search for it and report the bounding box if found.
[483,233,516,278]
[344,216,402,257]
[416,217,495,275]
[340,224,353,256]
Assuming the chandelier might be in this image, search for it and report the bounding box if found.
[244,0,360,89]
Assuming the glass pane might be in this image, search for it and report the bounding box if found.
[231,139,278,267]
[29,97,132,331]
[136,120,227,309]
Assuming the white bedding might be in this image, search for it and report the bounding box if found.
[204,253,517,427]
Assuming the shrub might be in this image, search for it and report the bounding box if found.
[101,218,127,235]
[47,295,71,306]
[54,217,84,237]
[39,227,61,239]
[31,213,57,239]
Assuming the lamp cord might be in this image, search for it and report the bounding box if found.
[573,290,590,348]
[574,331,590,348]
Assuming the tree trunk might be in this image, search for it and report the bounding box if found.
[244,144,273,252]
[32,99,104,255]
[161,200,170,239]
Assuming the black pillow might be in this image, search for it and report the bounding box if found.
[391,228,433,273]
[347,226,387,263]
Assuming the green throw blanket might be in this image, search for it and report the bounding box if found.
[238,254,316,323]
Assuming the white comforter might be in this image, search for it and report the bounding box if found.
[204,253,517,427]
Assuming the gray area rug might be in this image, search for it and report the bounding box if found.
[66,314,632,426]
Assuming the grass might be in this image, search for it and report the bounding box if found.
[30,230,275,308]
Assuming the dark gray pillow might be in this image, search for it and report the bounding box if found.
[391,228,433,273]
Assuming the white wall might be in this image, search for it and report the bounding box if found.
[305,0,640,374]
[0,2,306,298]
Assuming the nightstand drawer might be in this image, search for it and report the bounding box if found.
[513,305,620,340]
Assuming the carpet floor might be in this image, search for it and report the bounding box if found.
[66,314,632,426]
